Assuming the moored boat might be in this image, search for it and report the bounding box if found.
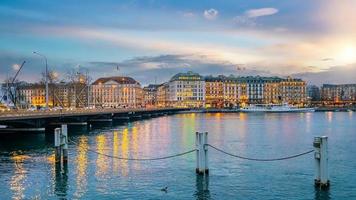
[240,103,315,113]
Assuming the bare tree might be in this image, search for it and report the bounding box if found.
[41,70,59,84]
[66,68,91,108]
[1,77,25,109]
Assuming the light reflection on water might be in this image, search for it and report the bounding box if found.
[0,112,355,199]
[74,136,88,198]
[10,154,28,200]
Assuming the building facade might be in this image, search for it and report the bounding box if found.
[167,71,205,108]
[156,83,169,108]
[279,77,306,105]
[18,84,46,108]
[204,75,241,108]
[307,85,321,101]
[202,75,307,108]
[143,84,159,108]
[91,76,143,108]
[17,82,89,109]
[205,76,224,108]
[321,84,356,102]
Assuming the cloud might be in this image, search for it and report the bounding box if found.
[321,58,333,62]
[293,64,356,85]
[109,54,273,85]
[12,64,21,71]
[203,9,218,20]
[88,61,119,67]
[233,7,278,27]
[245,8,279,18]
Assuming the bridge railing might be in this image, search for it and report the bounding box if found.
[0,107,182,119]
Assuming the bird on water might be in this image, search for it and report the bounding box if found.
[160,187,168,193]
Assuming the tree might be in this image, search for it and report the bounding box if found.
[66,68,92,108]
[41,70,60,84]
[1,77,25,109]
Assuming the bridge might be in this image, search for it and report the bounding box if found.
[0,108,188,134]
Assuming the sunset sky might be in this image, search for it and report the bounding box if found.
[1,0,356,85]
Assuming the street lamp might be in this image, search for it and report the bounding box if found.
[33,51,49,110]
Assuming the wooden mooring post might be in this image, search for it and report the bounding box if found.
[54,124,68,167]
[314,136,329,189]
[196,132,209,175]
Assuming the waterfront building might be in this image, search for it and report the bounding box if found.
[321,84,356,102]
[241,76,266,104]
[91,76,143,108]
[17,81,89,108]
[143,84,159,108]
[279,77,306,105]
[204,75,306,108]
[307,85,321,101]
[205,75,240,108]
[223,75,239,108]
[239,76,306,105]
[263,77,282,104]
[157,83,169,108]
[18,83,47,108]
[167,71,205,108]
[204,76,224,108]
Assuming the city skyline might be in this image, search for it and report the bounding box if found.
[1,0,356,86]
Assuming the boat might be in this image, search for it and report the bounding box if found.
[239,103,315,113]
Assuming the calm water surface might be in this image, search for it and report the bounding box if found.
[0,112,355,199]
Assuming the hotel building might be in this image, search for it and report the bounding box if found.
[279,77,307,105]
[205,75,241,108]
[205,76,224,108]
[167,71,205,108]
[91,76,143,108]
[203,75,307,108]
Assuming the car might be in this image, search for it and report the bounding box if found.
[51,106,63,111]
[27,107,37,111]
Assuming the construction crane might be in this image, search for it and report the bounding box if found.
[0,61,26,109]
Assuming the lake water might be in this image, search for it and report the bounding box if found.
[0,112,355,199]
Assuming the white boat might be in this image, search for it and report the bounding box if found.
[240,103,315,113]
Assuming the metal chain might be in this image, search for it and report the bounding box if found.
[68,138,196,161]
[68,138,314,162]
[207,144,314,161]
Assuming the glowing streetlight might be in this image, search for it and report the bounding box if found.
[33,51,49,109]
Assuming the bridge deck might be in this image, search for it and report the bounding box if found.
[0,108,186,121]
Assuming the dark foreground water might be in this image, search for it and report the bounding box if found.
[0,112,355,199]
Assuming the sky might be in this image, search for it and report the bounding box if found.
[0,0,356,86]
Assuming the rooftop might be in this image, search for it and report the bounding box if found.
[92,76,140,85]
[170,71,203,82]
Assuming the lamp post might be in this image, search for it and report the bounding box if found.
[33,51,49,110]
